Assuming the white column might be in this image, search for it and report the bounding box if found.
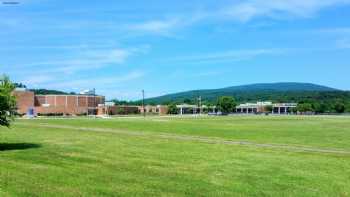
[278,107,281,114]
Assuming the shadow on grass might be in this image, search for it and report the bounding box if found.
[0,143,41,151]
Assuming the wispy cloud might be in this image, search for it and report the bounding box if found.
[127,19,181,35]
[222,0,350,22]
[125,12,205,37]
[8,45,150,92]
[169,70,224,80]
[336,38,350,49]
[102,89,162,100]
[21,75,53,86]
[17,49,130,74]
[120,0,350,38]
[317,27,350,34]
[315,27,350,49]
[164,49,285,64]
[12,45,150,74]
[21,70,145,91]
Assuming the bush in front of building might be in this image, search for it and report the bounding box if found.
[37,113,65,117]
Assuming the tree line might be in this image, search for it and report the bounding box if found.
[166,96,350,114]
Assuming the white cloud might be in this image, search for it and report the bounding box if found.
[21,70,145,91]
[336,38,350,49]
[165,49,284,64]
[315,27,350,49]
[125,13,205,36]
[9,45,150,91]
[121,0,350,37]
[12,46,149,75]
[127,19,180,35]
[222,0,350,22]
[21,75,53,86]
[318,27,350,34]
[102,90,165,100]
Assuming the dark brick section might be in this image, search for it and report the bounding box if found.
[12,91,35,114]
[97,105,140,115]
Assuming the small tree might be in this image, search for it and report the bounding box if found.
[0,75,16,127]
[264,105,273,113]
[217,96,236,114]
[116,107,126,115]
[167,103,178,114]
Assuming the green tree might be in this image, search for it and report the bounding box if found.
[217,96,236,113]
[167,103,178,114]
[0,75,16,127]
[345,103,350,113]
[14,82,26,88]
[116,107,126,115]
[264,105,273,113]
[297,103,313,112]
[334,102,345,113]
[183,98,192,104]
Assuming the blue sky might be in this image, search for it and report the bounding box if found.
[1,0,350,100]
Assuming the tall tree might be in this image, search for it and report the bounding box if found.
[217,96,236,113]
[167,103,178,114]
[297,103,313,112]
[0,75,16,127]
[345,103,350,113]
[334,102,345,113]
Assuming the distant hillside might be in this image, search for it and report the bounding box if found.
[29,89,75,95]
[144,82,344,104]
[216,82,338,92]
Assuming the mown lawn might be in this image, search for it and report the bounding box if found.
[1,116,350,196]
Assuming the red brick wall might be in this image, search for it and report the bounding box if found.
[35,95,46,106]
[56,96,66,107]
[97,105,139,115]
[67,96,76,107]
[158,106,169,115]
[35,106,88,115]
[34,95,105,115]
[78,96,87,107]
[47,96,56,106]
[12,91,35,114]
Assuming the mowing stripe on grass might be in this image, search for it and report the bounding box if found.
[16,122,350,155]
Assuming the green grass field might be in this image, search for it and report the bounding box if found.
[1,116,350,196]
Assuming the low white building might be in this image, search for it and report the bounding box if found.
[236,102,272,114]
[176,104,216,115]
[272,103,297,114]
[236,102,297,114]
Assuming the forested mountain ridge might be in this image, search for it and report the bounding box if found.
[143,82,346,104]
